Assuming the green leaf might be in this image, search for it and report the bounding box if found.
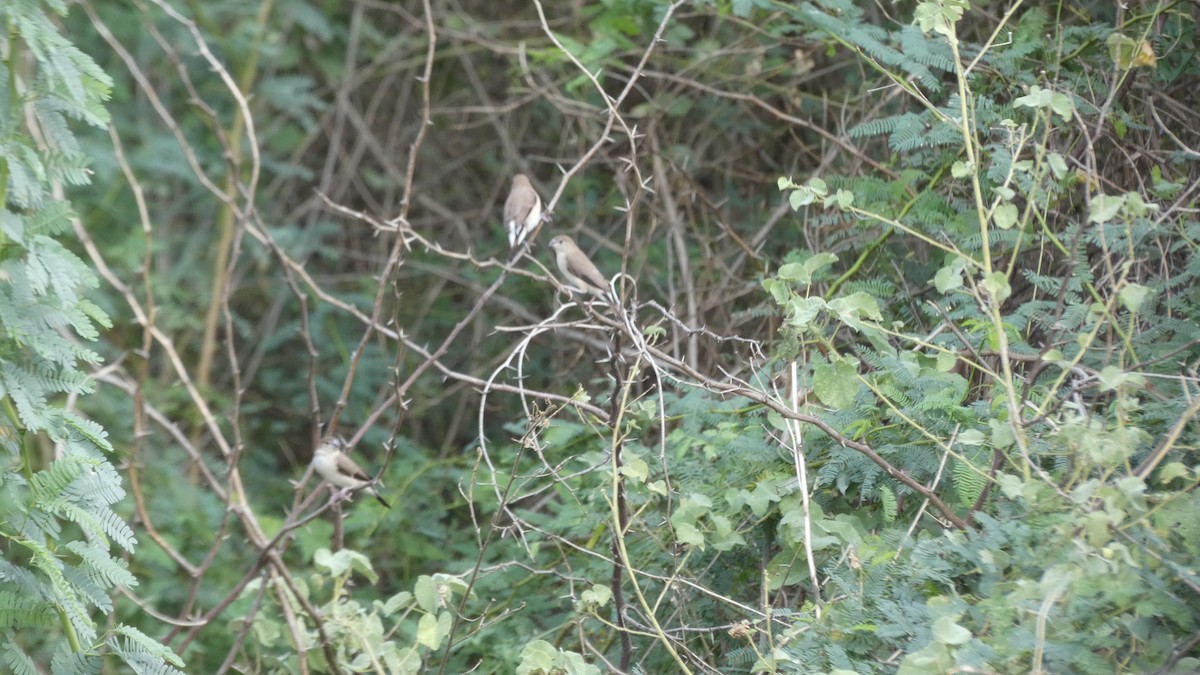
[111,625,186,669]
[709,514,746,551]
[828,291,883,329]
[763,278,788,304]
[934,259,965,293]
[728,476,785,517]
[1047,152,1069,179]
[1014,85,1075,119]
[1155,462,1189,485]
[777,252,837,285]
[957,429,985,446]
[620,456,649,482]
[1118,283,1152,313]
[879,485,897,522]
[813,358,859,409]
[313,548,377,583]
[382,591,413,616]
[1049,93,1074,118]
[931,615,972,645]
[416,611,452,650]
[1116,476,1147,509]
[1106,33,1157,69]
[787,296,826,328]
[992,202,1018,229]
[414,575,438,614]
[390,648,422,675]
[983,271,1011,304]
[1014,85,1053,109]
[674,522,704,547]
[816,516,862,547]
[789,189,813,210]
[997,472,1024,500]
[1088,193,1126,223]
[936,351,958,372]
[953,458,986,505]
[579,584,612,609]
[914,0,966,37]
[1097,365,1145,392]
[1122,192,1159,217]
[671,493,713,544]
[803,252,839,281]
[1084,510,1113,546]
[989,418,1015,449]
[837,189,854,209]
[517,640,601,675]
[783,176,830,211]
[899,643,953,674]
[516,641,558,674]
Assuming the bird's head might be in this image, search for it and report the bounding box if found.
[317,437,345,455]
[548,235,572,252]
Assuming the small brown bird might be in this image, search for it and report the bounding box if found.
[504,174,542,251]
[311,438,390,508]
[548,235,612,302]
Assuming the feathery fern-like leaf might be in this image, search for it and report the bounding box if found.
[952,455,987,506]
[111,625,187,672]
[2,640,39,675]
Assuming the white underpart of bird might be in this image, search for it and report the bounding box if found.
[311,438,391,508]
[505,174,542,250]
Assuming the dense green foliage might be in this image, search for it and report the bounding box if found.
[1,0,1197,672]
[0,2,183,672]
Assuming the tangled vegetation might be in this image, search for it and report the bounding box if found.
[0,0,1197,672]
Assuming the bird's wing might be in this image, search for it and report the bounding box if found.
[568,255,609,292]
[504,187,536,226]
[336,453,372,481]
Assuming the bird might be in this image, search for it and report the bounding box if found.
[504,174,542,253]
[548,235,613,303]
[311,437,391,508]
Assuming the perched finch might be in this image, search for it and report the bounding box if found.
[311,438,390,508]
[504,174,541,252]
[548,235,613,303]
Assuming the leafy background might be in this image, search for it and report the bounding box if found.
[1,0,1198,672]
